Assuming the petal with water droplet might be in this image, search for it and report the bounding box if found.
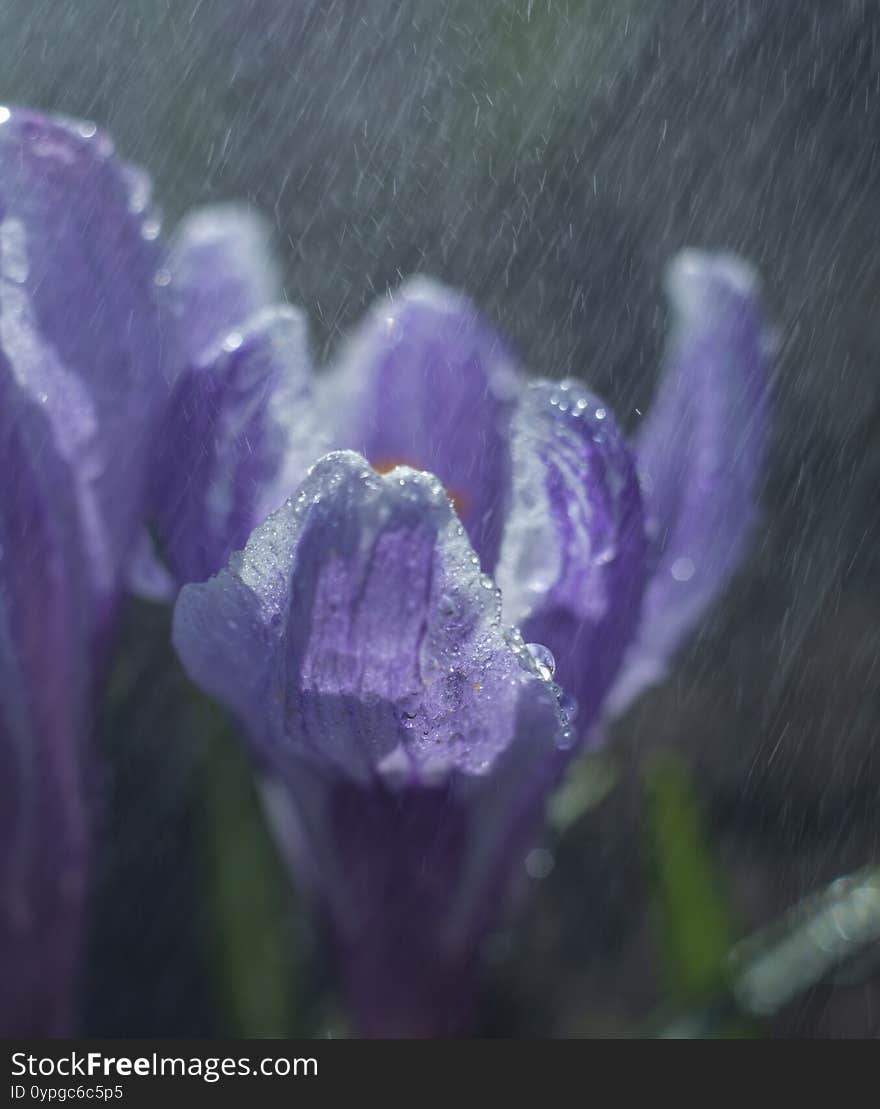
[0,108,166,618]
[496,380,647,740]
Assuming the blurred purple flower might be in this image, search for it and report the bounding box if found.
[0,108,166,1033]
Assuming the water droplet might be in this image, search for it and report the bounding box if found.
[671,556,695,582]
[0,106,10,126]
[223,331,243,352]
[524,848,555,880]
[595,407,607,420]
[525,642,556,681]
[556,725,576,750]
[558,690,578,723]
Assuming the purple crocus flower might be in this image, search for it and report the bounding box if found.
[167,210,771,1033]
[0,109,166,1033]
[174,452,580,1034]
[161,223,771,736]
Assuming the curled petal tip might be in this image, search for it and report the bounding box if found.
[164,202,283,364]
[665,249,763,334]
[668,247,760,293]
[389,274,475,316]
[172,203,272,245]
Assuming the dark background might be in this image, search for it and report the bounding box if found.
[2,0,877,1036]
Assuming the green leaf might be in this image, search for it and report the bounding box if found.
[548,751,617,832]
[642,751,737,1004]
[199,715,299,1038]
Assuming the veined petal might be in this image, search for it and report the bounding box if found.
[163,204,282,364]
[326,278,522,570]
[0,107,166,618]
[606,251,772,715]
[173,451,568,1034]
[496,380,647,741]
[174,451,563,781]
[152,306,320,585]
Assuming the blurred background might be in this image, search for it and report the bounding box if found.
[2,0,877,1036]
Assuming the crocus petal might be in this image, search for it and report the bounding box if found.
[496,380,647,741]
[0,375,89,1036]
[0,107,166,623]
[326,278,522,570]
[606,251,772,715]
[151,306,320,585]
[173,450,564,781]
[1,108,168,1034]
[173,451,568,1034]
[162,204,282,365]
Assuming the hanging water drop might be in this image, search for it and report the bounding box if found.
[525,642,556,681]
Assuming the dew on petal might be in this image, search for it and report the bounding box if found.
[671,556,696,582]
[525,642,556,681]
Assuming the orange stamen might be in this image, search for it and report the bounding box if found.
[372,457,470,517]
